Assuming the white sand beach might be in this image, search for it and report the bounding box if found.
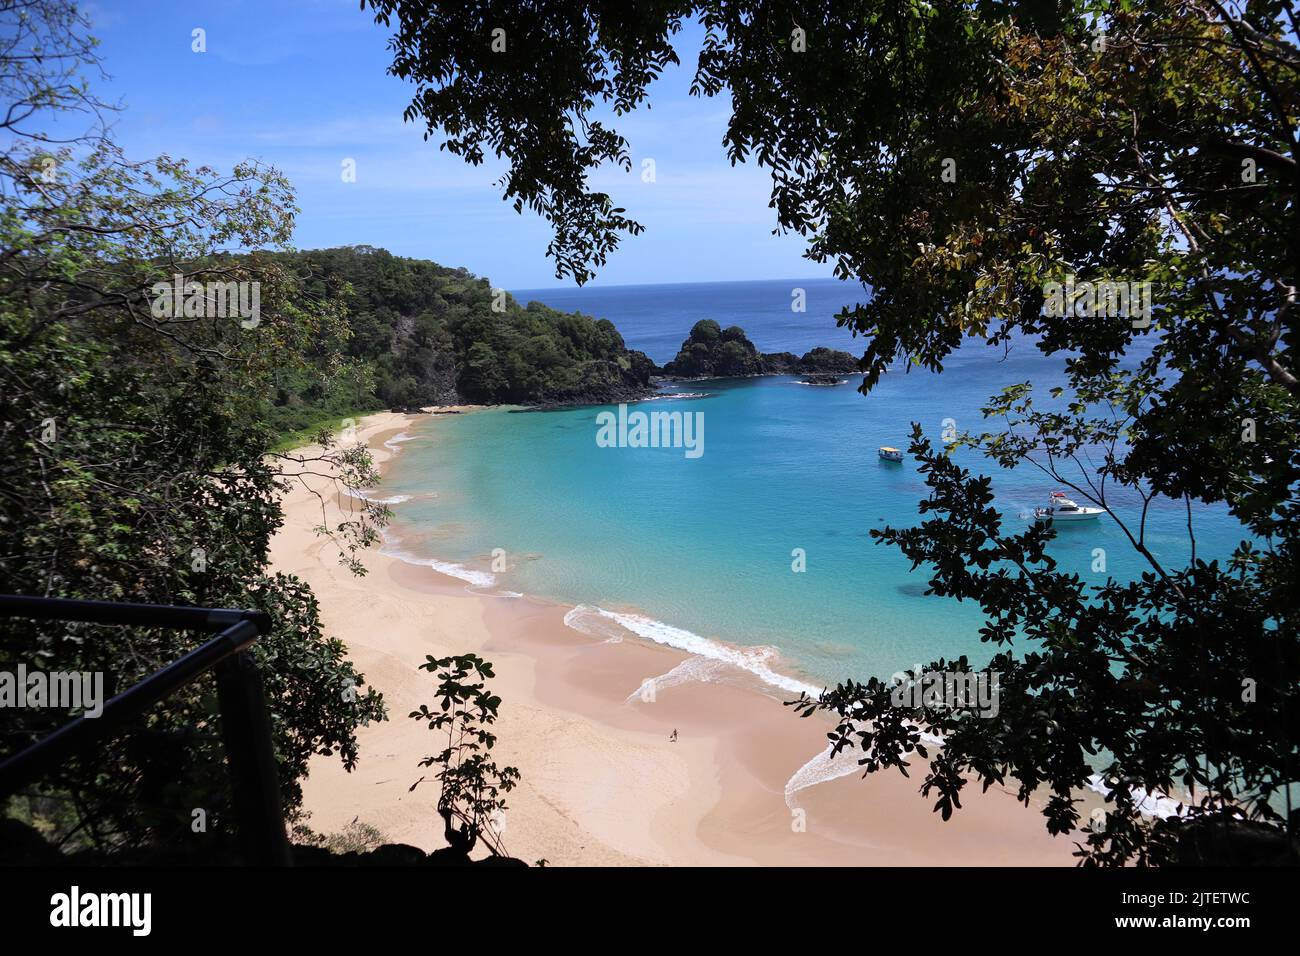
[274,410,1074,865]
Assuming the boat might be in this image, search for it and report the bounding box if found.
[878,446,903,463]
[1033,491,1104,522]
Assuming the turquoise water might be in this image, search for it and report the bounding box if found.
[378,282,1247,689]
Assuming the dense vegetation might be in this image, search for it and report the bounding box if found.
[368,0,1299,865]
[0,2,387,858]
[662,318,858,378]
[263,246,655,433]
[265,249,859,428]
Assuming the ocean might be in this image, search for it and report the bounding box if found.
[511,277,870,365]
[375,277,1246,692]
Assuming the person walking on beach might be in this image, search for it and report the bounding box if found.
[670,729,678,742]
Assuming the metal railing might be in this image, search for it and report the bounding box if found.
[0,595,291,865]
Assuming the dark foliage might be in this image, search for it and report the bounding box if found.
[0,3,388,858]
[409,654,520,858]
[265,246,656,423]
[662,318,858,377]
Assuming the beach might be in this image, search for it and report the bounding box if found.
[273,410,1075,865]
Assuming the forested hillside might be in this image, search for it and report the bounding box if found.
[265,246,656,433]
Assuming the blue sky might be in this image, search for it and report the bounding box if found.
[80,0,834,288]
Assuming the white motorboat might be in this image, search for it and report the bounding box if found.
[878,446,904,463]
[1034,491,1104,522]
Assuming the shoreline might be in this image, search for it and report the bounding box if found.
[273,408,1074,865]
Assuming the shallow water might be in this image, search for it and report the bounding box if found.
[380,279,1246,688]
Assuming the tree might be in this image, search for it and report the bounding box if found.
[409,654,520,859]
[0,1,387,855]
[260,245,655,411]
[366,0,1298,864]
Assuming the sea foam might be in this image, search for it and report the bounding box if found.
[1086,775,1187,820]
[645,391,712,401]
[784,736,1188,819]
[621,656,732,704]
[343,487,411,505]
[783,722,946,808]
[562,604,823,698]
[784,741,865,806]
[379,534,497,590]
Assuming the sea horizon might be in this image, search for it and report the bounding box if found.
[511,275,873,366]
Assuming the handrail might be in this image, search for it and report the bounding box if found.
[0,594,271,634]
[0,618,259,792]
[0,595,291,865]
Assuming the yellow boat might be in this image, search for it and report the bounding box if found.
[878,446,903,463]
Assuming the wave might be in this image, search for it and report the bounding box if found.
[421,557,496,589]
[622,656,732,704]
[647,391,712,401]
[562,604,823,698]
[383,432,415,452]
[1086,774,1187,820]
[380,535,497,589]
[783,736,1187,820]
[561,605,629,643]
[784,721,945,808]
[343,487,412,505]
[784,740,865,806]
